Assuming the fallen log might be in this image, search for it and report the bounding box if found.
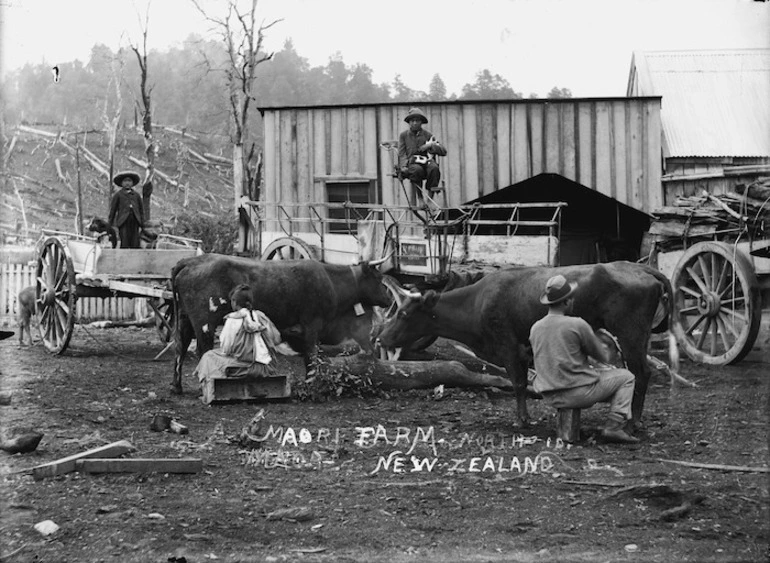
[203,152,232,165]
[325,355,513,390]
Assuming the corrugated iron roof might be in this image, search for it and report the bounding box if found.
[628,49,770,158]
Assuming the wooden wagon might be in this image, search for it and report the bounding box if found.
[651,183,770,365]
[34,229,203,354]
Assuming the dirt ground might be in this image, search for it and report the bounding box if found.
[1,322,768,563]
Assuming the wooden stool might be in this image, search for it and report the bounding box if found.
[557,408,581,442]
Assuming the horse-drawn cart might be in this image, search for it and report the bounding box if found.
[35,229,203,354]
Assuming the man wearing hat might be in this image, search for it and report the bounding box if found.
[108,170,145,249]
[398,107,447,202]
[529,274,640,444]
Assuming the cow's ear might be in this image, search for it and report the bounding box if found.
[421,290,439,309]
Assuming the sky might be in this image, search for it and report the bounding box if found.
[1,0,768,97]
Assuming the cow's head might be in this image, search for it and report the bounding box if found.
[354,261,392,308]
[378,290,440,348]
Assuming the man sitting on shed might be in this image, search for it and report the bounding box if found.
[529,274,640,444]
[398,107,447,203]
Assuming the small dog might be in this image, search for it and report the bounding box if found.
[87,217,120,248]
[18,285,36,346]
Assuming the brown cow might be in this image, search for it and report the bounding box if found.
[378,261,674,428]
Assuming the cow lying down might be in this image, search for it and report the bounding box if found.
[171,253,391,393]
[378,261,674,428]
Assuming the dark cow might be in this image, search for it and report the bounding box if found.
[378,261,674,427]
[171,254,391,393]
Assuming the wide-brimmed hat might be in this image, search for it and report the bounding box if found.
[540,274,578,305]
[112,170,141,187]
[404,107,428,124]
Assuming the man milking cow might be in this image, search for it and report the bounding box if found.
[529,275,640,444]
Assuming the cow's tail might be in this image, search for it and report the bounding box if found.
[644,264,680,374]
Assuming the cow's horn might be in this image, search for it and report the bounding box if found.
[368,250,394,267]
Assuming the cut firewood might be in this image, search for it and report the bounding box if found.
[75,458,202,474]
[325,355,513,390]
[29,440,136,480]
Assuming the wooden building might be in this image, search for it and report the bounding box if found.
[627,49,770,204]
[245,97,663,251]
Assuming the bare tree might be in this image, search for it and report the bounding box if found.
[192,0,280,253]
[130,3,155,219]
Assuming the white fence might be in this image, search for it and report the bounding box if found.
[1,263,141,324]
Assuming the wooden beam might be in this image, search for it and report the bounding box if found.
[30,440,136,480]
[75,458,203,474]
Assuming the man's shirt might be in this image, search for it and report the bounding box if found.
[398,128,446,168]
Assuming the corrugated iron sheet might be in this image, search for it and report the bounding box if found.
[628,50,770,158]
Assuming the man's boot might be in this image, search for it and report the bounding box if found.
[601,416,640,444]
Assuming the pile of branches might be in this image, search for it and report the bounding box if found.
[649,179,770,251]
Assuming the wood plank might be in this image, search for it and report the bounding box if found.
[479,104,496,196]
[312,110,326,201]
[462,104,479,202]
[93,249,196,277]
[594,101,612,197]
[628,100,645,211]
[612,101,628,203]
[496,104,511,188]
[445,105,463,206]
[646,101,663,210]
[362,107,378,179]
[263,112,277,226]
[330,108,344,176]
[529,104,544,176]
[577,103,593,187]
[511,104,529,183]
[296,109,311,233]
[544,102,561,173]
[31,440,136,480]
[75,458,203,474]
[347,107,362,175]
[560,102,576,180]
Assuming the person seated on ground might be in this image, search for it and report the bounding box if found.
[194,284,285,385]
[528,274,640,444]
[108,170,145,249]
[398,107,447,202]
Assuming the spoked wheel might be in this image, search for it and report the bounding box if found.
[671,241,762,365]
[373,275,437,355]
[36,237,77,354]
[149,298,174,344]
[261,237,318,261]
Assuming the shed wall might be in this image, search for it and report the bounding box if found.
[261,99,662,222]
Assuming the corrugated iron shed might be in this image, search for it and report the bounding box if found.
[627,49,770,158]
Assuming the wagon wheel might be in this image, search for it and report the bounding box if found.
[149,297,174,344]
[261,237,318,261]
[671,241,762,365]
[373,275,437,353]
[35,237,77,354]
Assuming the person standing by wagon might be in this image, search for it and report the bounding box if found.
[398,107,447,203]
[108,170,145,249]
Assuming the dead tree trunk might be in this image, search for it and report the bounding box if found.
[325,355,513,391]
[131,8,154,219]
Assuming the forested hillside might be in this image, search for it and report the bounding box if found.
[0,36,572,245]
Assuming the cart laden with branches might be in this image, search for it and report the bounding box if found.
[648,178,770,365]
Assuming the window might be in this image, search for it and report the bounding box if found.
[326,180,376,234]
